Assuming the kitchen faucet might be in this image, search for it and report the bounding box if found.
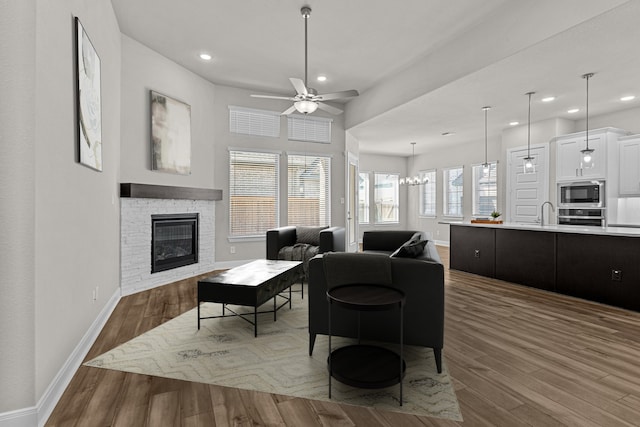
[540,201,555,226]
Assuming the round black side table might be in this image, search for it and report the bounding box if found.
[327,284,406,406]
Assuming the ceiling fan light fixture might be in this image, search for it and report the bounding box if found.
[294,100,318,114]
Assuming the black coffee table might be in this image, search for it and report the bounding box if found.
[197,259,302,337]
[327,284,406,405]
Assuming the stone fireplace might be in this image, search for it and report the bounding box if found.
[120,184,222,296]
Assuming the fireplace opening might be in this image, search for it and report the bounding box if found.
[151,213,199,273]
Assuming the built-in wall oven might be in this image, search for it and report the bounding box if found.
[558,180,606,226]
[557,208,606,227]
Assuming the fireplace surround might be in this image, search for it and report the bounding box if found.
[120,183,221,296]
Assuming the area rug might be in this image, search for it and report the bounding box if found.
[85,290,462,421]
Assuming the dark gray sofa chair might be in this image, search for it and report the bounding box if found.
[266,226,346,293]
[308,231,444,373]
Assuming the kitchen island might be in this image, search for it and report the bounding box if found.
[448,222,640,311]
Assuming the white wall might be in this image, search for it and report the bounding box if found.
[0,0,121,418]
[119,35,216,188]
[33,0,122,404]
[0,0,37,413]
[212,85,347,263]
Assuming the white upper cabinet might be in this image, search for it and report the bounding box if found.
[619,135,640,196]
[556,133,606,181]
[555,128,628,183]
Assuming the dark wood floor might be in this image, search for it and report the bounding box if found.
[47,246,640,426]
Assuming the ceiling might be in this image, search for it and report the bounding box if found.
[111,0,640,156]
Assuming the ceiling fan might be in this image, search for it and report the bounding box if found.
[250,6,359,115]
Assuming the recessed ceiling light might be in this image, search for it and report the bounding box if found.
[317,75,327,82]
[199,53,212,61]
[541,96,555,102]
[567,108,580,113]
[441,132,454,136]
[620,95,636,101]
[509,121,519,126]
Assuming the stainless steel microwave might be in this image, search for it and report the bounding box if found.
[558,181,605,208]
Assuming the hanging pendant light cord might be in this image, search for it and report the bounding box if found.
[527,92,533,157]
[303,9,309,88]
[585,73,590,150]
[484,107,489,165]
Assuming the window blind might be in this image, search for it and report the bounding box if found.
[229,106,280,138]
[287,154,331,226]
[229,150,279,237]
[287,114,332,143]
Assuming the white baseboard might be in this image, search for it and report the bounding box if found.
[0,288,121,427]
[0,408,37,427]
[434,239,450,247]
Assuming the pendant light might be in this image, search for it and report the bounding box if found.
[580,73,595,168]
[482,106,491,173]
[399,142,427,186]
[523,92,536,174]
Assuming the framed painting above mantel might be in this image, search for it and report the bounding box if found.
[150,91,192,175]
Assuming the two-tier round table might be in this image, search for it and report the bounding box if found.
[327,284,406,406]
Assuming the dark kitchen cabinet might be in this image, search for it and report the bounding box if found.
[450,225,495,277]
[495,229,556,291]
[556,233,640,311]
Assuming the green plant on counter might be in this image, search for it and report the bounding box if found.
[491,210,502,219]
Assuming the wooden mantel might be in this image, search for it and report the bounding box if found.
[120,183,223,201]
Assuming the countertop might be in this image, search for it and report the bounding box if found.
[443,221,640,237]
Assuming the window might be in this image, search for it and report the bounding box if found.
[443,166,464,217]
[229,150,279,237]
[229,106,280,138]
[358,172,370,224]
[472,162,498,216]
[287,154,331,226]
[419,169,437,217]
[374,173,399,223]
[288,114,332,143]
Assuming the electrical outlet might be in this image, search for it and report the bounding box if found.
[230,246,236,254]
[611,269,622,281]
[436,230,440,236]
[474,249,480,258]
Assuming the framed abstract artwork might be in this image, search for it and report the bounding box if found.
[150,91,192,175]
[75,17,102,171]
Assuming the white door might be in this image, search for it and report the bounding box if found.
[346,152,359,252]
[507,145,550,223]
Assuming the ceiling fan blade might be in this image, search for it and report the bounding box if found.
[315,89,359,101]
[289,78,308,97]
[250,94,296,101]
[281,105,297,115]
[316,102,343,115]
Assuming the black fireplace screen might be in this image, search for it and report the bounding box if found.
[151,213,199,273]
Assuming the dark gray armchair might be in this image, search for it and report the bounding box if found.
[266,226,345,295]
